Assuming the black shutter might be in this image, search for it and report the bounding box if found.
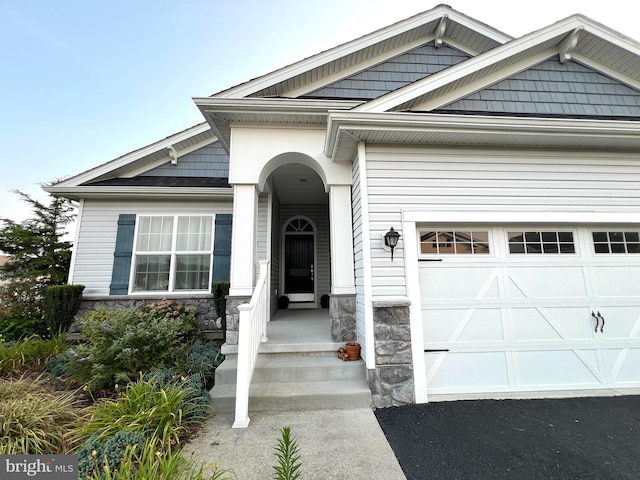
[212,214,232,283]
[109,214,136,295]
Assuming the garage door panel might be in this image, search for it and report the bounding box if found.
[510,307,593,341]
[608,349,640,383]
[515,350,602,387]
[420,267,498,299]
[423,308,504,343]
[506,266,588,299]
[426,352,509,392]
[591,266,640,297]
[595,307,640,339]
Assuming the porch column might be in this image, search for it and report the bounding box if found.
[329,184,356,295]
[229,184,258,296]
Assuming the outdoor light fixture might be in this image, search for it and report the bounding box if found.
[384,227,401,261]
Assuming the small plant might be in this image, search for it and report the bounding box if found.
[273,426,302,480]
[213,281,230,322]
[0,376,80,454]
[43,284,85,333]
[92,436,235,480]
[77,430,145,480]
[177,340,224,389]
[72,375,204,446]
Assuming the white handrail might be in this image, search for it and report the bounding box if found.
[232,260,269,428]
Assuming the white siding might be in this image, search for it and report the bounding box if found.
[365,145,640,297]
[72,198,233,296]
[351,154,367,347]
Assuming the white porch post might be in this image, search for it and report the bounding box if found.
[229,184,258,296]
[329,184,356,295]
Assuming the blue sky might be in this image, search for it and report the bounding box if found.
[1,0,639,224]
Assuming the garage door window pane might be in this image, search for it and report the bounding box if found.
[509,231,575,254]
[593,231,640,254]
[420,230,490,255]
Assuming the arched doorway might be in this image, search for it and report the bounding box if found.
[283,216,317,303]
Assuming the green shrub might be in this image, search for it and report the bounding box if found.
[63,299,200,390]
[0,377,80,454]
[177,340,224,389]
[0,333,67,376]
[77,430,146,480]
[43,284,85,333]
[72,376,204,446]
[213,281,230,321]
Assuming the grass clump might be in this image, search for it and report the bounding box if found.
[72,375,204,447]
[0,333,67,376]
[0,376,80,454]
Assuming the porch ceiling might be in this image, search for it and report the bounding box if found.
[270,163,327,204]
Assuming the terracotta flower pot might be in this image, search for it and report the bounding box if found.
[345,342,361,361]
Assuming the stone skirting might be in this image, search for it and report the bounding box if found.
[223,296,251,345]
[329,294,357,342]
[75,295,222,337]
[368,300,415,408]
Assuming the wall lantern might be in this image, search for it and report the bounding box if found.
[383,227,401,261]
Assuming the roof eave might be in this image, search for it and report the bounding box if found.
[42,186,234,201]
[326,111,640,161]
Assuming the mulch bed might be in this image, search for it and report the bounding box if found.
[375,395,640,480]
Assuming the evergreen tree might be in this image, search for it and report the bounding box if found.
[0,191,76,338]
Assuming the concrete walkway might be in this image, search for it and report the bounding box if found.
[183,408,406,480]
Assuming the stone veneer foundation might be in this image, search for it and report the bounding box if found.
[223,296,251,345]
[329,294,357,342]
[368,300,415,408]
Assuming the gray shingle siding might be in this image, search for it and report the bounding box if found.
[440,59,640,117]
[142,141,229,178]
[306,43,469,100]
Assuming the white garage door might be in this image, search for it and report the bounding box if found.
[419,227,640,396]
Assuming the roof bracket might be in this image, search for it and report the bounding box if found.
[434,15,448,48]
[558,27,583,63]
[167,145,179,166]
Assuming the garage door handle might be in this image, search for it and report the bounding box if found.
[591,311,605,333]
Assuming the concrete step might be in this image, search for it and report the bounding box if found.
[215,355,366,385]
[210,378,372,413]
[221,340,345,357]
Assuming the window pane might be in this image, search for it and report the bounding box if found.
[133,255,170,291]
[509,243,525,254]
[175,254,211,290]
[609,232,624,243]
[627,243,640,254]
[594,243,610,254]
[136,216,173,252]
[592,232,608,243]
[611,243,626,254]
[474,243,490,254]
[541,232,557,242]
[543,243,559,254]
[177,216,212,251]
[625,232,640,243]
[472,232,489,243]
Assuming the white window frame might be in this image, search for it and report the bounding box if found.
[590,229,640,255]
[505,229,579,256]
[416,227,495,259]
[129,214,214,295]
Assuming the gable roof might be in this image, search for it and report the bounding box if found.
[355,14,640,113]
[213,4,511,99]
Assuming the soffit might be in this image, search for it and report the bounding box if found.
[326,112,640,162]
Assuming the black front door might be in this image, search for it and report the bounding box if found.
[285,234,314,301]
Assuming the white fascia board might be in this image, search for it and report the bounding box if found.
[53,123,212,188]
[194,97,362,113]
[42,186,234,200]
[403,210,640,224]
[354,16,597,113]
[214,6,510,99]
[325,111,640,158]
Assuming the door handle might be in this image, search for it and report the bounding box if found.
[591,311,605,333]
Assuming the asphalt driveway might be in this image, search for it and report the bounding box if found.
[375,395,640,479]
